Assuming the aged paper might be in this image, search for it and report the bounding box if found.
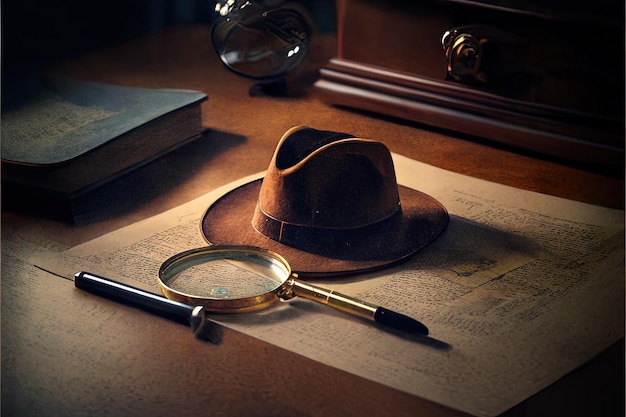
[33,154,624,417]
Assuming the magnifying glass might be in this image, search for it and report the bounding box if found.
[75,245,429,338]
[210,1,311,79]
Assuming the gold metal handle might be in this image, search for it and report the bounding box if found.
[277,275,429,335]
[442,28,488,84]
[442,25,527,87]
[290,278,377,320]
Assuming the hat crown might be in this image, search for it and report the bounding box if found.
[254,127,400,230]
[202,126,449,276]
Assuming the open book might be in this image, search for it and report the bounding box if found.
[1,75,208,221]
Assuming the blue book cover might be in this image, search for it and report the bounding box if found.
[2,75,207,166]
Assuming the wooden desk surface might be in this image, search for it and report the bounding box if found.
[2,25,623,417]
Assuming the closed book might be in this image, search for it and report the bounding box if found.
[2,75,208,221]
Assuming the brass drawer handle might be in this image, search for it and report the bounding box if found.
[442,28,488,84]
[442,26,527,87]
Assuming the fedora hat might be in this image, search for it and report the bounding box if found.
[201,126,449,277]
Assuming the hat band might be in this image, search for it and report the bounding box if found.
[252,204,403,254]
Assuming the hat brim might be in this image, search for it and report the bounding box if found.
[201,178,449,277]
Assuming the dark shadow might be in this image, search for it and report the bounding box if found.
[193,317,225,345]
[381,326,452,351]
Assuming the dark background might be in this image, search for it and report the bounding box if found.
[1,0,336,104]
[2,1,208,71]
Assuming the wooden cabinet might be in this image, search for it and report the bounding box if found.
[315,0,624,166]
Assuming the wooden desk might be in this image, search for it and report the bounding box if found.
[2,25,623,417]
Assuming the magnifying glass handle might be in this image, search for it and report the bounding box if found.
[74,271,208,336]
[290,280,429,336]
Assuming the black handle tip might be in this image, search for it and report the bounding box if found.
[374,307,429,336]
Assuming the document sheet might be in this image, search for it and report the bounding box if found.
[34,154,625,417]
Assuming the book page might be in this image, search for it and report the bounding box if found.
[33,154,625,417]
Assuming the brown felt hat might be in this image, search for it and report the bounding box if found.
[201,126,449,277]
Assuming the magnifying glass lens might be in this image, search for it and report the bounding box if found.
[159,247,292,311]
[211,8,310,79]
[215,25,307,79]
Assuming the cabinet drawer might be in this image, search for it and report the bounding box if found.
[315,0,624,166]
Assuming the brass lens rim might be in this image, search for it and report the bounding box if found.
[158,245,292,313]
